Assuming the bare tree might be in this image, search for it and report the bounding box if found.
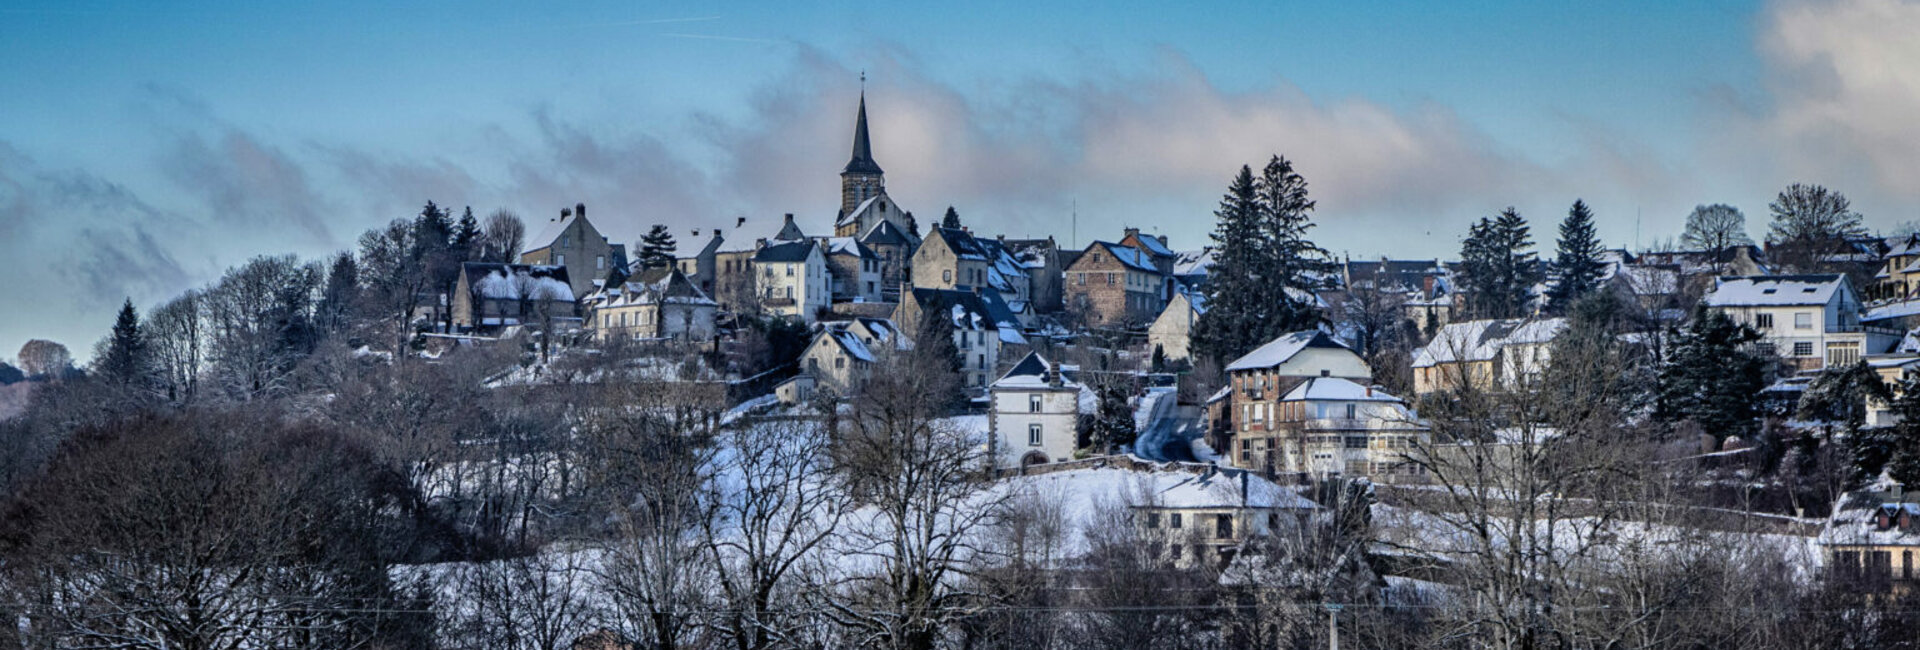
[147,290,205,404]
[201,255,323,400]
[1680,204,1753,256]
[14,339,71,379]
[447,551,604,650]
[483,209,528,264]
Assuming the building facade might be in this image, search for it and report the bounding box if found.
[1063,241,1166,328]
[988,352,1084,470]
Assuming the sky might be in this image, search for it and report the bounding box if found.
[5,0,1920,361]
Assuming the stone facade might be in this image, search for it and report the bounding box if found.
[519,203,615,301]
[912,227,991,291]
[1063,241,1166,328]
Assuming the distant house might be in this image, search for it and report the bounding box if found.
[1206,330,1373,463]
[519,202,619,301]
[1147,290,1204,363]
[796,317,912,397]
[894,288,1028,392]
[1228,377,1428,482]
[1703,274,1895,372]
[1118,227,1180,300]
[1821,481,1920,591]
[1411,317,1566,395]
[453,263,577,332]
[583,267,718,343]
[1130,466,1322,569]
[988,352,1085,470]
[753,240,831,324]
[1872,233,1920,303]
[1063,241,1166,328]
[912,227,993,291]
[1339,258,1455,330]
[822,236,885,304]
[1004,237,1067,313]
[675,229,725,297]
[978,238,1034,314]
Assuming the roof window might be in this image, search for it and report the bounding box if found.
[1762,288,1777,294]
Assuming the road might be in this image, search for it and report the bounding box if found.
[1133,389,1207,463]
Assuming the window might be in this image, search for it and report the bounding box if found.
[557,253,566,266]
[1076,273,1085,286]
[562,235,571,247]
[1240,440,1251,462]
[785,287,792,298]
[977,354,985,369]
[1345,403,1357,419]
[1146,512,1161,529]
[944,270,953,283]
[1028,424,1042,446]
[1267,512,1279,532]
[1756,313,1774,329]
[596,256,605,270]
[1215,514,1233,539]
[1794,312,1813,329]
[786,265,794,277]
[1170,513,1183,529]
[1170,544,1182,559]
[1345,436,1368,449]
[1107,273,1115,285]
[1794,341,1814,356]
[1029,395,1042,413]
[835,357,845,369]
[1757,342,1777,357]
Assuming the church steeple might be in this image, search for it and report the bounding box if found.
[839,86,885,219]
[843,91,883,176]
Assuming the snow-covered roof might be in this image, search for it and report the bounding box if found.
[931,227,989,261]
[1224,330,1353,372]
[1820,479,1920,547]
[824,236,877,259]
[1280,377,1403,403]
[992,352,1078,390]
[1412,318,1567,368]
[1094,241,1160,273]
[1704,274,1846,308]
[466,263,574,302]
[586,267,716,309]
[1865,301,1920,323]
[1174,248,1215,277]
[521,214,583,256]
[1127,232,1176,258]
[754,240,818,263]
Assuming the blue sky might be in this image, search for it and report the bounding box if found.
[6,0,1920,360]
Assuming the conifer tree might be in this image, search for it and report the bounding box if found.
[1546,200,1606,314]
[453,206,480,259]
[1460,208,1541,320]
[941,206,961,230]
[639,224,678,269]
[95,298,150,387]
[1193,156,1331,366]
[1656,307,1766,441]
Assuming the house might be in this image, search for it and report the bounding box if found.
[1004,237,1067,313]
[583,267,718,343]
[912,227,993,291]
[520,203,619,301]
[1226,377,1427,482]
[1703,274,1897,371]
[1063,241,1166,328]
[1206,330,1373,460]
[452,263,577,332]
[894,287,1028,391]
[675,229,725,297]
[1411,317,1567,395]
[979,238,1034,312]
[1118,227,1180,300]
[798,327,880,397]
[1872,233,1920,303]
[1339,258,1455,330]
[753,240,831,323]
[1147,290,1204,363]
[1821,481,1920,591]
[822,236,885,303]
[988,352,1085,470]
[1129,465,1322,569]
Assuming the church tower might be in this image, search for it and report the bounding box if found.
[839,91,885,218]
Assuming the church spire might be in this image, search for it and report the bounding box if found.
[843,90,883,175]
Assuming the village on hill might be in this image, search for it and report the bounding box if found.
[8,90,1920,649]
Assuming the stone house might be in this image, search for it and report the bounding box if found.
[1003,237,1066,313]
[1118,227,1180,300]
[1822,481,1920,592]
[1205,330,1373,457]
[1131,466,1322,569]
[1227,377,1428,482]
[1063,241,1166,328]
[583,267,718,343]
[988,352,1085,470]
[519,203,619,301]
[453,263,577,332]
[1147,290,1204,363]
[912,227,993,291]
[894,287,1027,392]
[823,237,885,304]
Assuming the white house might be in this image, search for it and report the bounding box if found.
[753,240,831,324]
[988,352,1085,470]
[583,267,718,343]
[1704,274,1896,371]
[1411,318,1567,395]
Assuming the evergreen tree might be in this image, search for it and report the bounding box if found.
[1797,361,1889,431]
[1546,200,1606,314]
[941,206,961,230]
[1542,290,1640,433]
[1193,156,1331,366]
[1656,307,1766,441]
[95,299,150,387]
[453,206,480,259]
[638,224,679,269]
[1881,377,1920,485]
[1460,208,1541,320]
[317,252,359,336]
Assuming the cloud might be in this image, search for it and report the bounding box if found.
[160,128,337,246]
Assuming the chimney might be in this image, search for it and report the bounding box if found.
[1157,234,1169,248]
[576,203,586,220]
[1124,227,1140,241]
[784,212,795,225]
[561,207,572,219]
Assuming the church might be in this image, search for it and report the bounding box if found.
[832,90,921,300]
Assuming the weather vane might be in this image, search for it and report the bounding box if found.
[860,70,866,90]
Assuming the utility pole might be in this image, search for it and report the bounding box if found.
[1325,603,1343,650]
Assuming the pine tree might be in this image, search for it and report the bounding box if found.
[96,299,149,387]
[1546,200,1606,314]
[1193,156,1331,366]
[1881,377,1920,485]
[1656,307,1766,441]
[453,206,480,259]
[941,206,961,230]
[1460,208,1541,320]
[638,224,678,269]
[317,253,359,336]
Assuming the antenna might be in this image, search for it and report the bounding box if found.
[1071,199,1078,250]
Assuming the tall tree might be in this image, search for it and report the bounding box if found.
[481,209,526,264]
[1767,183,1866,273]
[453,206,481,259]
[941,206,961,230]
[1546,200,1606,314]
[93,299,151,388]
[316,252,360,337]
[1193,156,1331,365]
[1680,203,1752,253]
[16,339,72,379]
[1460,208,1542,320]
[638,224,679,269]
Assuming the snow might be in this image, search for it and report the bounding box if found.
[1413,318,1565,368]
[1704,275,1844,307]
[1281,377,1402,403]
[826,329,875,363]
[1173,248,1214,276]
[1225,330,1344,372]
[1866,301,1920,322]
